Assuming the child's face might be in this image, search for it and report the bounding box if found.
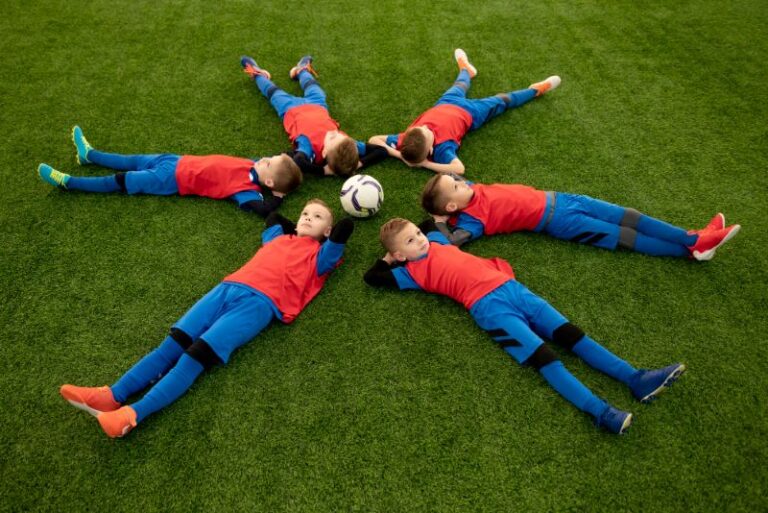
[391,222,430,261]
[322,130,343,157]
[295,203,333,240]
[437,174,474,212]
[253,154,289,188]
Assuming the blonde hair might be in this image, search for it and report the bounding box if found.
[420,174,451,215]
[326,137,359,177]
[379,218,411,253]
[271,155,303,194]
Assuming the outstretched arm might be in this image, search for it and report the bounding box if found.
[316,218,355,275]
[419,158,465,175]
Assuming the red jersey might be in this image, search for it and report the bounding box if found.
[397,104,473,149]
[224,235,328,324]
[282,104,345,164]
[405,243,514,310]
[175,155,260,199]
[451,184,547,234]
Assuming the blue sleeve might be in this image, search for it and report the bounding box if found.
[385,134,400,148]
[432,141,459,164]
[295,135,315,162]
[316,240,345,276]
[356,140,367,156]
[454,213,484,241]
[426,231,451,245]
[392,267,422,291]
[261,224,284,245]
[230,190,264,206]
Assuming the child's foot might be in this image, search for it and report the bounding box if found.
[240,55,271,80]
[454,49,477,78]
[38,163,70,189]
[97,406,137,438]
[71,125,93,165]
[529,76,562,97]
[289,55,317,80]
[595,405,633,434]
[629,363,686,403]
[689,225,741,261]
[60,384,121,416]
[704,213,725,232]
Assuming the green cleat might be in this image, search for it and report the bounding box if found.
[38,163,70,189]
[72,125,93,165]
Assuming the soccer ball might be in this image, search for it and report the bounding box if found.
[339,175,383,218]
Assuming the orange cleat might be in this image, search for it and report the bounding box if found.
[97,406,137,438]
[703,213,725,232]
[289,55,318,80]
[454,49,477,78]
[529,75,562,97]
[240,55,271,80]
[60,385,120,416]
[689,224,741,261]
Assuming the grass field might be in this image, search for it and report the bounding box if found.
[1,0,766,511]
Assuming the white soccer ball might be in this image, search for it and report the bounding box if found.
[339,174,383,218]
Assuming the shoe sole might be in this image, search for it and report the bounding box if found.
[72,126,90,165]
[65,399,104,417]
[693,225,741,261]
[618,413,633,434]
[638,364,687,403]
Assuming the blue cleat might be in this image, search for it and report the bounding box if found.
[595,405,633,435]
[289,55,317,80]
[38,163,70,189]
[629,363,686,403]
[240,55,271,80]
[72,125,93,165]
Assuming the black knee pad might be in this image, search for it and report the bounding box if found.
[524,344,560,370]
[552,323,585,350]
[618,226,638,250]
[186,340,223,370]
[169,327,193,350]
[115,172,128,193]
[621,208,642,229]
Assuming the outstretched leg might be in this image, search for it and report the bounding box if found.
[290,56,328,108]
[241,55,302,118]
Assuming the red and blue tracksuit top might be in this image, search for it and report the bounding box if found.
[283,105,347,165]
[397,104,473,150]
[175,155,260,199]
[450,183,547,235]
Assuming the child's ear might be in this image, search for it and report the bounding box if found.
[264,178,275,188]
[445,202,457,213]
[323,225,332,238]
[393,251,406,262]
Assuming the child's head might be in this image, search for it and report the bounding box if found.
[254,154,303,194]
[400,126,434,164]
[323,131,359,177]
[296,198,334,240]
[420,174,474,215]
[380,218,430,261]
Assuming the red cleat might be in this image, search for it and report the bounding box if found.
[689,224,741,261]
[97,406,137,438]
[703,213,725,232]
[60,385,120,416]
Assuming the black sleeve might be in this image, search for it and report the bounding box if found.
[417,218,472,247]
[329,218,354,244]
[363,259,400,289]
[239,195,283,217]
[265,212,296,234]
[292,150,326,176]
[358,144,389,169]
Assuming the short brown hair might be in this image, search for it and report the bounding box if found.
[420,174,450,215]
[379,218,411,253]
[400,128,430,164]
[271,155,303,194]
[304,198,334,225]
[326,137,359,177]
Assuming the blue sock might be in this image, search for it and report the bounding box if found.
[634,233,690,257]
[505,88,537,109]
[110,337,184,403]
[66,175,121,193]
[88,150,157,171]
[572,336,637,384]
[539,361,608,418]
[131,354,204,423]
[637,215,697,246]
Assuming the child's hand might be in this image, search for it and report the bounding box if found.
[382,252,396,264]
[432,214,450,223]
[272,190,286,198]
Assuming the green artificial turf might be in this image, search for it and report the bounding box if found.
[1,0,766,511]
